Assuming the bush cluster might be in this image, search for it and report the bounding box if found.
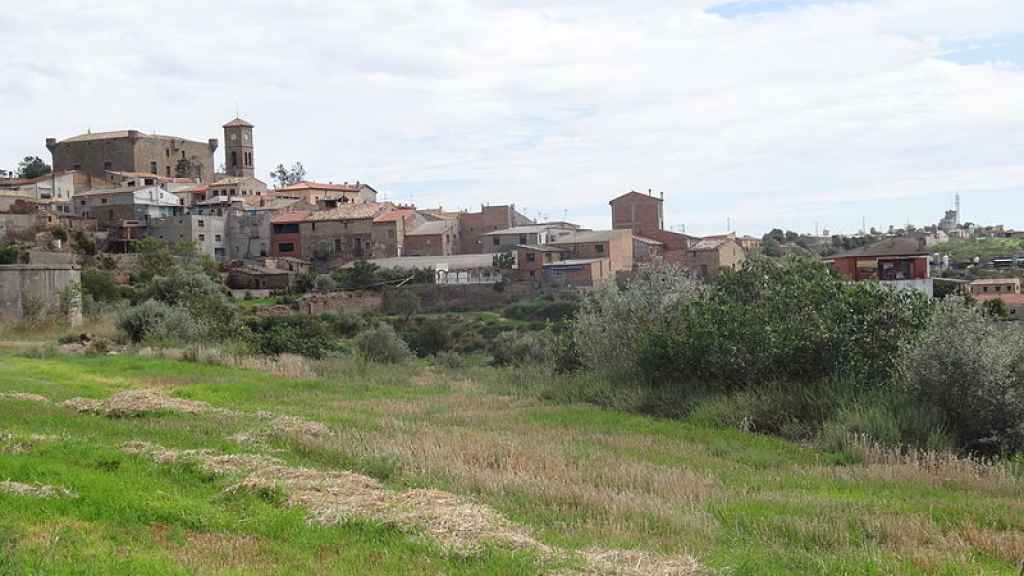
[572,257,1024,456]
[355,323,413,363]
[898,297,1024,455]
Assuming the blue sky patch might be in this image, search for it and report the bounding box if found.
[940,35,1024,67]
[706,0,857,18]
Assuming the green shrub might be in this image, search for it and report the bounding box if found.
[118,300,202,344]
[313,274,338,292]
[636,256,932,391]
[815,401,953,455]
[502,299,578,323]
[355,323,412,364]
[137,270,240,339]
[489,330,555,367]
[0,242,18,265]
[321,312,365,338]
[403,318,452,357]
[244,316,337,359]
[82,270,123,303]
[433,350,464,369]
[898,297,1024,455]
[574,262,698,381]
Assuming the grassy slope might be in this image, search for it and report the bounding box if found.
[1,353,1022,575]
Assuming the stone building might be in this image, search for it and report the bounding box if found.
[148,214,227,262]
[47,130,218,183]
[269,202,396,261]
[272,181,378,204]
[686,238,746,281]
[223,118,255,178]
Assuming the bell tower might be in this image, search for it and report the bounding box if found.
[223,117,254,178]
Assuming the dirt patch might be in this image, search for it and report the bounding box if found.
[0,392,51,403]
[63,389,217,417]
[0,480,76,499]
[121,441,705,573]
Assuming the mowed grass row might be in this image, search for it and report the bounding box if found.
[1,352,1023,575]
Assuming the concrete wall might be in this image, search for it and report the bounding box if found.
[149,214,226,261]
[225,209,272,260]
[0,265,81,325]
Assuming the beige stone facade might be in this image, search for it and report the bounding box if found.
[47,131,218,183]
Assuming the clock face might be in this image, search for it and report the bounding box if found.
[230,133,238,142]
[243,134,249,143]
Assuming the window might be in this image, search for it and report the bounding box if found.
[519,234,527,245]
[150,161,158,174]
[311,222,317,231]
[198,234,205,241]
[79,200,86,206]
[595,244,604,254]
[101,198,107,204]
[103,161,112,170]
[166,166,170,177]
[527,253,536,262]
[73,164,81,170]
[493,237,500,246]
[144,178,154,186]
[215,234,221,242]
[334,239,341,251]
[279,242,295,253]
[231,151,238,167]
[181,151,186,159]
[165,149,170,158]
[198,219,204,227]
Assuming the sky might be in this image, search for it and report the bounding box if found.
[2,0,1023,236]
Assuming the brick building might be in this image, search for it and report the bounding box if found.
[549,229,634,275]
[610,190,663,236]
[47,130,218,183]
[609,190,696,263]
[404,219,460,257]
[456,204,534,253]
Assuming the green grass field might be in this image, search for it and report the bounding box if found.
[1,351,1022,575]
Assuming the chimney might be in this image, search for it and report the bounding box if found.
[648,188,652,196]
[45,138,57,152]
[660,191,664,201]
[208,138,219,152]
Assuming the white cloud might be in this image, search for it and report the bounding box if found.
[2,0,1023,235]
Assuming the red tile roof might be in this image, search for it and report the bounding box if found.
[373,208,414,223]
[278,180,368,193]
[307,202,393,222]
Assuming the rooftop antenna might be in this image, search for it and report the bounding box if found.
[955,193,961,225]
[727,217,731,232]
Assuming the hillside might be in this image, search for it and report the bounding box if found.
[2,350,1022,575]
